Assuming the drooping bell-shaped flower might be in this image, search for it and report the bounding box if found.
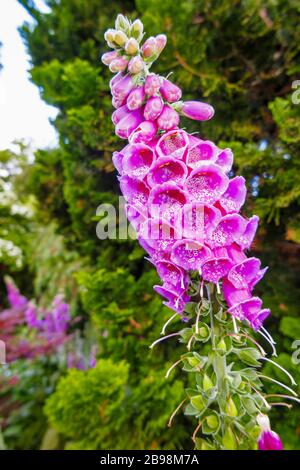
[180,101,215,121]
[147,157,188,188]
[122,143,155,179]
[111,74,135,101]
[186,140,218,169]
[155,260,188,290]
[215,148,233,173]
[148,183,188,224]
[218,176,247,214]
[119,175,149,212]
[257,415,283,450]
[153,285,190,313]
[202,257,233,283]
[208,214,246,248]
[125,204,146,231]
[140,218,179,252]
[157,129,189,160]
[184,163,229,205]
[182,203,221,241]
[157,105,180,131]
[171,239,211,271]
[227,257,263,289]
[236,215,259,250]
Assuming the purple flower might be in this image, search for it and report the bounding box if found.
[6,281,28,310]
[218,176,247,213]
[157,129,189,160]
[160,79,182,103]
[180,101,214,121]
[144,74,161,96]
[184,163,229,205]
[115,109,144,139]
[157,105,180,130]
[171,240,212,271]
[141,37,157,58]
[215,148,234,173]
[148,183,188,224]
[144,96,164,120]
[112,104,130,125]
[257,415,283,450]
[119,175,150,212]
[129,120,157,144]
[147,157,188,188]
[187,140,218,169]
[101,51,118,66]
[122,143,155,180]
[127,87,145,110]
[111,74,135,102]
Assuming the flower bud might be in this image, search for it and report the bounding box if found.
[180,100,215,121]
[203,373,214,391]
[128,56,144,75]
[129,120,158,144]
[144,74,161,96]
[127,86,146,110]
[115,109,144,140]
[206,414,219,430]
[131,19,144,41]
[104,29,116,44]
[155,34,167,53]
[160,78,182,103]
[111,74,135,101]
[141,36,157,58]
[112,95,126,109]
[144,96,164,120]
[226,397,238,417]
[115,14,130,33]
[222,427,237,450]
[114,30,128,47]
[157,105,180,131]
[112,104,130,125]
[125,38,139,55]
[109,57,128,73]
[101,51,119,66]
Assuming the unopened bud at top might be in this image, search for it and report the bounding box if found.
[109,57,128,73]
[115,14,130,34]
[101,51,118,66]
[155,34,167,53]
[125,38,139,55]
[104,29,116,45]
[128,56,144,75]
[141,36,157,59]
[131,19,144,41]
[114,30,128,47]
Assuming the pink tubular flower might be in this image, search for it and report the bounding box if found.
[184,163,229,205]
[111,74,135,101]
[147,157,188,188]
[112,104,130,125]
[157,105,180,130]
[127,87,145,110]
[180,101,215,121]
[257,415,283,451]
[122,143,155,180]
[171,240,212,271]
[148,183,188,224]
[160,79,182,103]
[157,129,189,160]
[144,96,164,120]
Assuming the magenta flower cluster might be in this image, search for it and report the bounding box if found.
[102,25,270,331]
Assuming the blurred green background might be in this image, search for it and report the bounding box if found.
[0,0,300,450]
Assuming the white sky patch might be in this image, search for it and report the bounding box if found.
[0,0,58,152]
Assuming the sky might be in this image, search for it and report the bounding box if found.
[0,0,58,152]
